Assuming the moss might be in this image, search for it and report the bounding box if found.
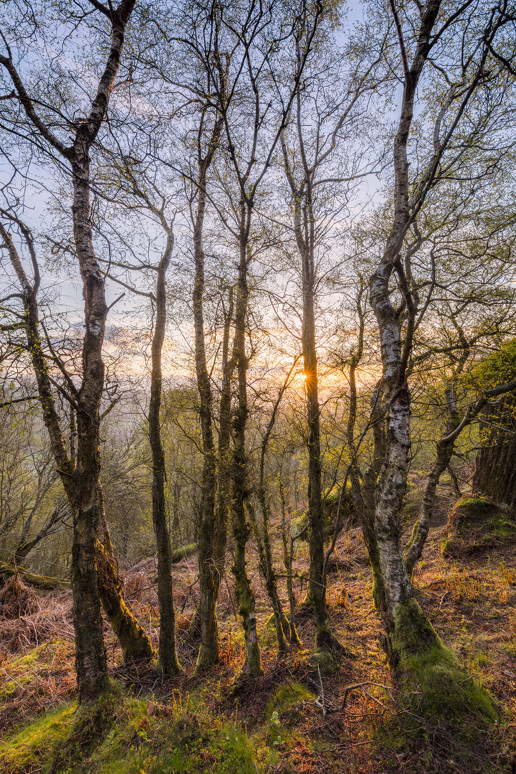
[442,496,516,559]
[96,543,156,664]
[0,702,76,772]
[391,598,497,738]
[290,508,309,539]
[0,692,259,774]
[171,543,198,563]
[49,681,122,772]
[308,649,336,675]
[266,683,313,723]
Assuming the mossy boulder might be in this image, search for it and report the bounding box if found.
[308,649,337,675]
[442,496,516,559]
[392,598,497,749]
[266,683,313,728]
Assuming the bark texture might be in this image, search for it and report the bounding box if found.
[193,109,227,671]
[0,0,142,701]
[231,226,262,676]
[148,232,180,674]
[473,396,516,512]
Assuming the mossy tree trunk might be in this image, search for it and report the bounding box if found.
[367,0,502,659]
[148,231,180,675]
[368,0,442,636]
[2,215,109,701]
[0,0,139,701]
[281,116,333,651]
[192,99,227,671]
[96,508,155,664]
[405,386,460,576]
[230,221,262,676]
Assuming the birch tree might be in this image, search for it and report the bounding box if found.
[0,0,156,701]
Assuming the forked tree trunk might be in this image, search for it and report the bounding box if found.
[368,0,448,644]
[73,134,154,675]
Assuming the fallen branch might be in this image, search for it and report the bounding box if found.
[0,561,70,590]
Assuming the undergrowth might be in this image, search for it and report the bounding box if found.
[0,690,257,774]
[1,499,515,774]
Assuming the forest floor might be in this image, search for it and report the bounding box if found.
[0,487,515,773]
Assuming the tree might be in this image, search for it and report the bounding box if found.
[279,16,388,650]
[360,0,514,731]
[0,0,156,701]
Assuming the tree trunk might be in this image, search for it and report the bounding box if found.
[405,387,460,575]
[473,395,516,511]
[368,0,447,647]
[96,519,155,664]
[231,224,262,676]
[0,561,70,590]
[279,480,302,646]
[148,232,180,675]
[301,230,331,649]
[281,123,332,649]
[1,0,138,701]
[198,290,235,666]
[193,118,225,670]
[248,501,287,655]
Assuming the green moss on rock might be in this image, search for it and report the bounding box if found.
[308,649,336,675]
[391,598,496,739]
[442,496,516,559]
[266,683,313,726]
